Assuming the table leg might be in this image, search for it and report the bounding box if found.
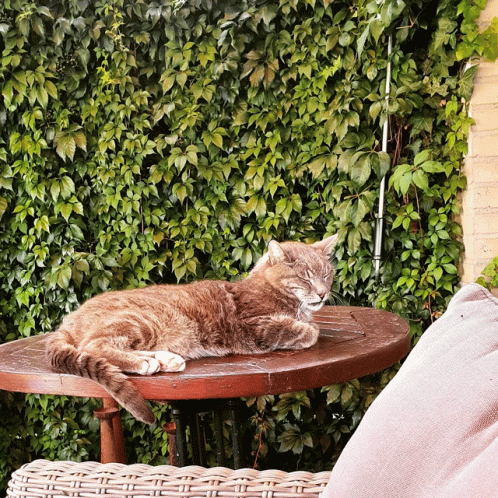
[213,408,226,466]
[163,422,178,466]
[228,399,242,469]
[109,399,126,464]
[190,413,207,466]
[171,404,188,467]
[93,398,126,464]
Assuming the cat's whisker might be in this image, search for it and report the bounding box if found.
[327,290,348,307]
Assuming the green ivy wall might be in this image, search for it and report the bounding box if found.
[0,0,494,491]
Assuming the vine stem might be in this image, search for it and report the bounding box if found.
[251,409,267,469]
[252,427,264,469]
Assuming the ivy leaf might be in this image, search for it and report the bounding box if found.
[161,74,175,93]
[74,259,90,274]
[307,157,326,178]
[456,41,473,61]
[211,133,223,149]
[413,169,429,192]
[0,197,7,218]
[369,100,382,120]
[247,195,259,214]
[373,151,390,179]
[370,19,384,43]
[54,125,86,161]
[410,115,433,138]
[250,65,265,86]
[37,85,49,108]
[275,198,288,216]
[421,161,445,173]
[350,197,370,227]
[13,71,27,87]
[323,384,341,404]
[290,194,302,213]
[357,25,369,55]
[185,145,198,165]
[50,181,60,201]
[57,266,72,289]
[73,132,87,152]
[341,384,354,407]
[277,423,311,454]
[2,80,13,103]
[202,130,224,149]
[60,203,73,221]
[260,5,278,26]
[0,176,12,190]
[55,134,76,161]
[459,65,478,100]
[414,149,430,166]
[350,154,371,186]
[176,72,187,87]
[60,177,75,199]
[399,172,413,195]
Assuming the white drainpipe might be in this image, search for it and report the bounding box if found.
[374,35,392,279]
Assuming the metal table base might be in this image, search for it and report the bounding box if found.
[168,398,242,468]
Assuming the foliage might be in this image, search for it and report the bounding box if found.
[476,256,498,290]
[0,0,495,491]
[244,370,397,471]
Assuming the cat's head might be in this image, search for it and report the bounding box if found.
[251,234,338,314]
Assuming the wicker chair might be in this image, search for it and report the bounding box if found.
[7,459,331,498]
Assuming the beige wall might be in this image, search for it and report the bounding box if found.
[460,0,498,285]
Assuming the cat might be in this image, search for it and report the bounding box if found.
[45,234,338,424]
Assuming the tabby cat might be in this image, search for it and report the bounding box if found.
[45,234,338,424]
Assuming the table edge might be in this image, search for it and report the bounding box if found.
[0,306,411,400]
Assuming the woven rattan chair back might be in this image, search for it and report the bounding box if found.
[7,459,331,498]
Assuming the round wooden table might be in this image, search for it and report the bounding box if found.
[0,306,410,467]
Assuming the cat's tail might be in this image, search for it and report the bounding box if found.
[45,330,156,425]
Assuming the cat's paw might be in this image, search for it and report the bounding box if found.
[138,357,161,375]
[154,351,186,372]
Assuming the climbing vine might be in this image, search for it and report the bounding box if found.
[0,0,497,490]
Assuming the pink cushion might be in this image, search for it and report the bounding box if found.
[320,283,498,498]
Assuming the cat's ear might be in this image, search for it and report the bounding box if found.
[311,233,338,255]
[268,240,289,265]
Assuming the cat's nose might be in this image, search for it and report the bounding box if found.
[317,290,328,301]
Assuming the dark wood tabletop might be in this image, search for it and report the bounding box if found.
[0,306,410,401]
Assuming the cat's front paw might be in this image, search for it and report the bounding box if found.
[154,351,186,372]
[138,357,161,375]
[292,321,320,348]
